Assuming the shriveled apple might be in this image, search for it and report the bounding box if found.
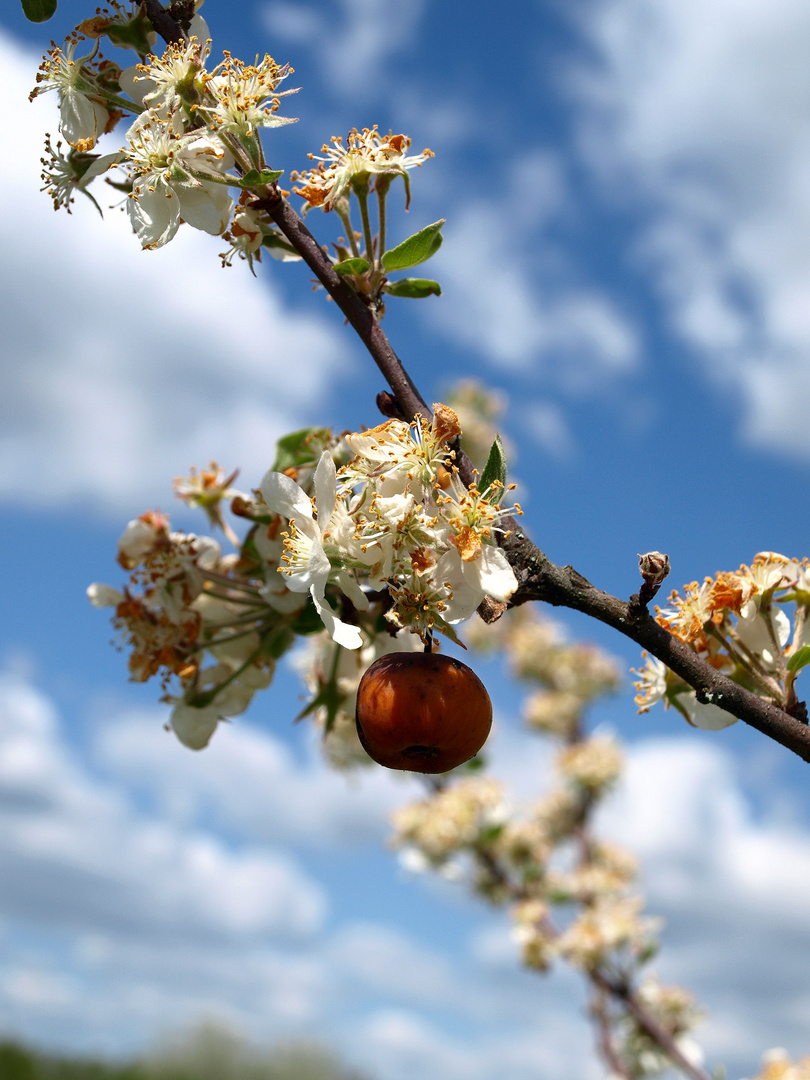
[355,652,492,773]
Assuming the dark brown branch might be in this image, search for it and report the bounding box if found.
[256,189,433,428]
[591,990,632,1080]
[592,971,714,1080]
[500,525,810,762]
[247,188,810,760]
[143,1,186,45]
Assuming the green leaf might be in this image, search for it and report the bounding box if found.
[383,278,442,298]
[261,233,299,257]
[295,644,348,733]
[21,0,57,20]
[236,168,284,188]
[382,219,445,271]
[333,257,370,276]
[787,644,810,673]
[104,8,154,53]
[479,435,507,501]
[262,625,296,659]
[289,598,326,637]
[460,754,487,772]
[271,427,330,472]
[478,823,505,845]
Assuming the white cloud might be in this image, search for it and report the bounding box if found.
[571,0,810,459]
[94,703,424,848]
[0,674,327,945]
[520,399,577,459]
[7,662,810,1077]
[427,182,638,386]
[262,0,426,94]
[1,31,348,514]
[602,737,810,1072]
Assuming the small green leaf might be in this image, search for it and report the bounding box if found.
[787,644,810,673]
[289,599,326,637]
[478,823,505,845]
[21,0,57,20]
[236,168,283,188]
[262,625,296,659]
[271,427,330,472]
[382,219,445,271]
[104,8,154,53]
[479,435,507,501]
[333,257,370,276]
[461,754,487,772]
[383,277,442,298]
[261,233,299,257]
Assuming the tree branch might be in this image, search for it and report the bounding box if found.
[258,189,810,759]
[143,0,186,45]
[592,971,714,1080]
[256,189,434,429]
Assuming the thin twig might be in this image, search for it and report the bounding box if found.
[256,189,434,429]
[141,11,810,761]
[592,970,714,1080]
[591,989,632,1080]
[143,1,186,45]
[257,186,810,759]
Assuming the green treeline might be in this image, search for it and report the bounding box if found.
[0,1026,370,1080]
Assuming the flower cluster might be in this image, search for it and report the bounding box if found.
[88,506,283,749]
[31,11,440,294]
[635,552,810,728]
[90,405,519,749]
[389,604,704,1075]
[291,126,434,211]
[261,404,521,648]
[747,1050,810,1080]
[32,13,298,251]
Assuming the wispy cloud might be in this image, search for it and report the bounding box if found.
[4,661,810,1076]
[2,33,349,515]
[262,0,426,95]
[569,0,810,459]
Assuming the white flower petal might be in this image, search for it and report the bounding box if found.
[170,703,221,749]
[86,583,124,608]
[128,177,181,248]
[336,571,370,611]
[310,588,363,650]
[260,469,314,520]
[774,607,791,648]
[176,179,233,236]
[313,450,337,534]
[682,694,738,731]
[471,545,518,602]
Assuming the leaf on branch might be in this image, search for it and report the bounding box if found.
[261,233,299,257]
[103,8,154,53]
[383,278,442,298]
[272,427,331,472]
[295,646,348,733]
[333,257,370,276]
[21,0,57,20]
[289,599,327,637]
[236,168,284,188]
[480,435,507,501]
[381,219,445,271]
[787,644,810,673]
[261,625,296,659]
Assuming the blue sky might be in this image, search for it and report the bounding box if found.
[3,1,810,1077]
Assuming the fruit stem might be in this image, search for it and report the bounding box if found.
[424,629,433,654]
